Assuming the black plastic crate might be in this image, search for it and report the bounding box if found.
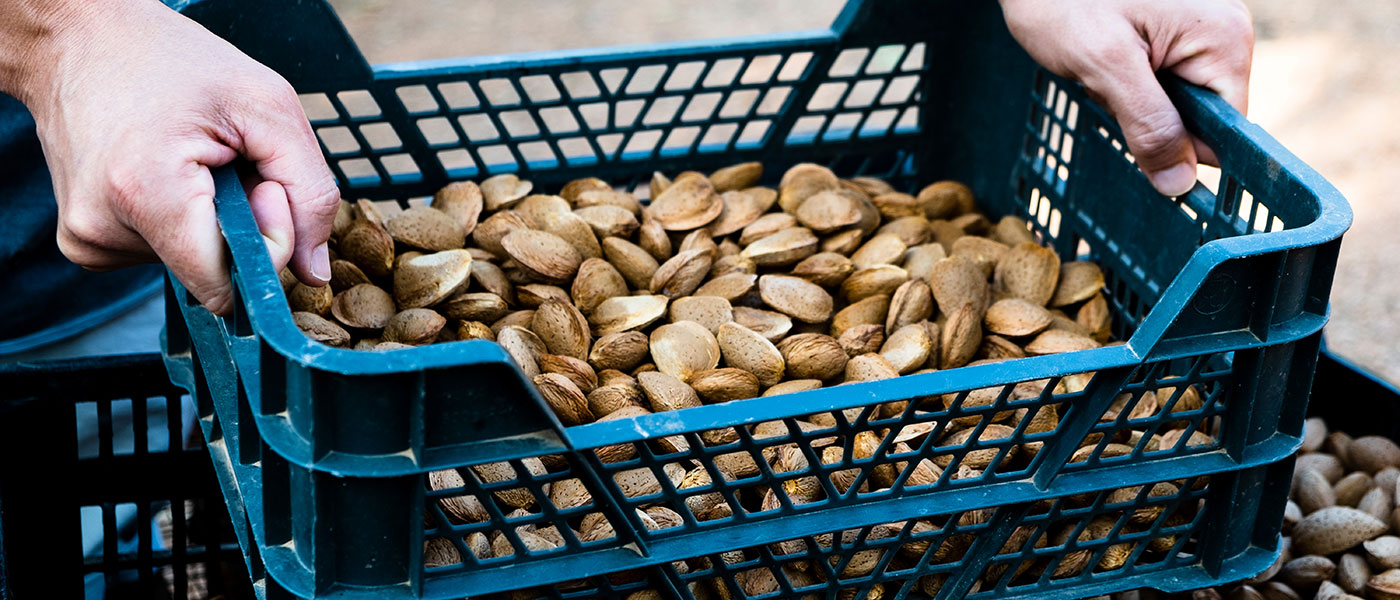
[160,0,1351,598]
[0,354,252,599]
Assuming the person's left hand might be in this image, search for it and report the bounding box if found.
[1000,0,1255,196]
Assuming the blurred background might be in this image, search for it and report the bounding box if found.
[326,0,1400,383]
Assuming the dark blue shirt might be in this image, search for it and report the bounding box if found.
[0,94,161,354]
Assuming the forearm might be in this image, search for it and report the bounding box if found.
[0,0,165,112]
[0,1,83,104]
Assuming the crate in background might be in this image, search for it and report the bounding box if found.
[0,354,253,600]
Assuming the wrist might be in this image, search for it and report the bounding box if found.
[0,1,128,110]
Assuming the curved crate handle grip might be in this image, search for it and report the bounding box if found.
[1118,75,1351,359]
[173,0,372,89]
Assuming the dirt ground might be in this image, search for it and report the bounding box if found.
[327,0,1400,383]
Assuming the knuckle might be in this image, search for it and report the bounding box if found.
[59,207,110,250]
[1128,110,1186,159]
[56,222,109,269]
[1221,9,1255,46]
[1080,39,1132,72]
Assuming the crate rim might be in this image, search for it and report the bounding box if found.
[206,78,1351,374]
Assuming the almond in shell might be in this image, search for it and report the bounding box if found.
[590,295,669,335]
[387,206,466,251]
[329,259,370,294]
[984,298,1053,337]
[501,229,583,285]
[558,177,611,203]
[764,379,823,397]
[777,334,848,381]
[844,353,900,382]
[588,383,647,418]
[903,243,948,284]
[717,322,786,387]
[649,175,722,231]
[571,258,628,315]
[1077,293,1113,342]
[537,211,602,260]
[1051,261,1106,307]
[758,275,834,324]
[940,303,983,369]
[473,210,534,257]
[880,323,933,374]
[690,368,761,404]
[480,173,533,211]
[383,308,446,345]
[574,205,640,239]
[742,227,819,267]
[470,260,516,306]
[497,325,547,379]
[739,213,799,245]
[532,299,592,360]
[649,321,721,382]
[795,190,863,233]
[950,235,1009,278]
[538,354,598,393]
[929,256,990,318]
[456,320,495,342]
[841,265,909,303]
[636,213,672,262]
[1293,507,1388,556]
[917,180,974,219]
[518,284,574,309]
[589,331,649,372]
[439,292,509,323]
[994,216,1037,246]
[876,215,933,247]
[289,282,333,315]
[393,250,473,309]
[1025,329,1101,355]
[668,296,734,335]
[710,253,757,279]
[534,373,595,426]
[839,324,885,357]
[831,294,891,339]
[601,237,660,290]
[887,279,934,332]
[791,252,856,288]
[638,371,702,412]
[694,272,758,302]
[708,189,770,236]
[871,192,922,219]
[732,307,794,343]
[709,161,762,192]
[294,312,351,347]
[849,233,908,269]
[778,163,840,214]
[576,189,642,215]
[994,242,1061,306]
[650,249,713,298]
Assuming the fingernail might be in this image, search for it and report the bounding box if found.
[1149,163,1197,197]
[311,243,331,283]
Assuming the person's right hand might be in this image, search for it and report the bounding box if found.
[0,0,339,315]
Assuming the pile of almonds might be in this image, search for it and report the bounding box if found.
[290,161,1111,409]
[1159,420,1400,600]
